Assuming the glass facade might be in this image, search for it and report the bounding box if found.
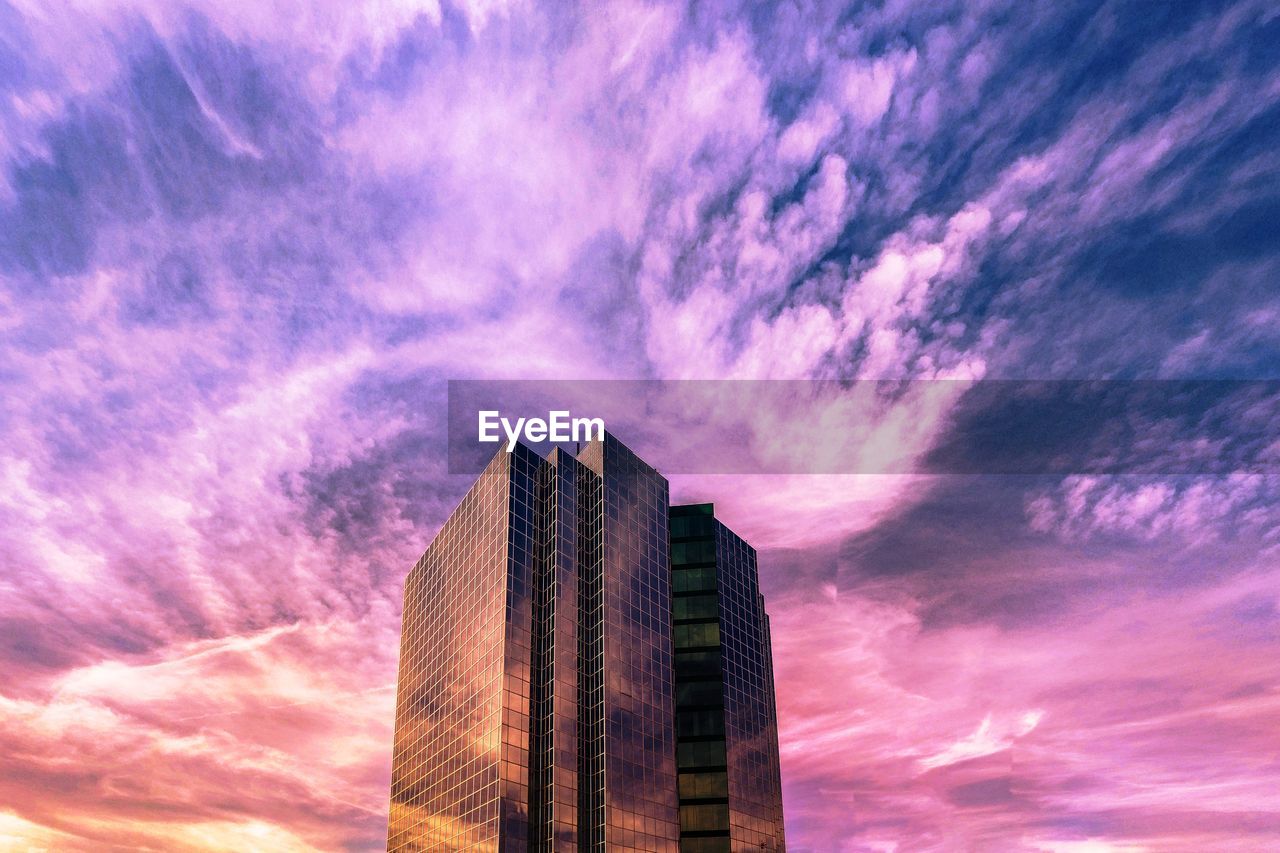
[387,446,531,851]
[670,504,785,853]
[530,448,581,851]
[581,438,681,852]
[389,437,782,851]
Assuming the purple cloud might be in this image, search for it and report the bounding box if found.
[2,0,1279,849]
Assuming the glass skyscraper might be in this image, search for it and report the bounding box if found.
[669,505,785,852]
[388,435,784,851]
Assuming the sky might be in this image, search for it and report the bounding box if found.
[1,0,1279,850]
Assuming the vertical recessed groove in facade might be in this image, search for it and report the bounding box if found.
[575,445,605,852]
[528,455,555,850]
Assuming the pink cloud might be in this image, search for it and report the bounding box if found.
[766,562,1280,851]
[0,618,397,850]
[2,1,1278,850]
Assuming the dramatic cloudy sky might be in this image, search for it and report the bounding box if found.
[2,0,1279,850]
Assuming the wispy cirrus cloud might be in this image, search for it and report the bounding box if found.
[0,620,395,851]
[771,564,1280,852]
[2,0,1279,849]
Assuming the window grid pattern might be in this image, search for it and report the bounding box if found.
[714,521,785,851]
[498,445,539,849]
[759,611,785,849]
[530,450,581,851]
[575,442,606,850]
[389,438,773,852]
[670,505,730,853]
[388,449,515,852]
[670,504,785,852]
[593,436,682,852]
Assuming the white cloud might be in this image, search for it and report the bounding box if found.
[918,709,1044,770]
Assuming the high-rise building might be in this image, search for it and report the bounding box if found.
[669,504,785,852]
[387,434,784,852]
